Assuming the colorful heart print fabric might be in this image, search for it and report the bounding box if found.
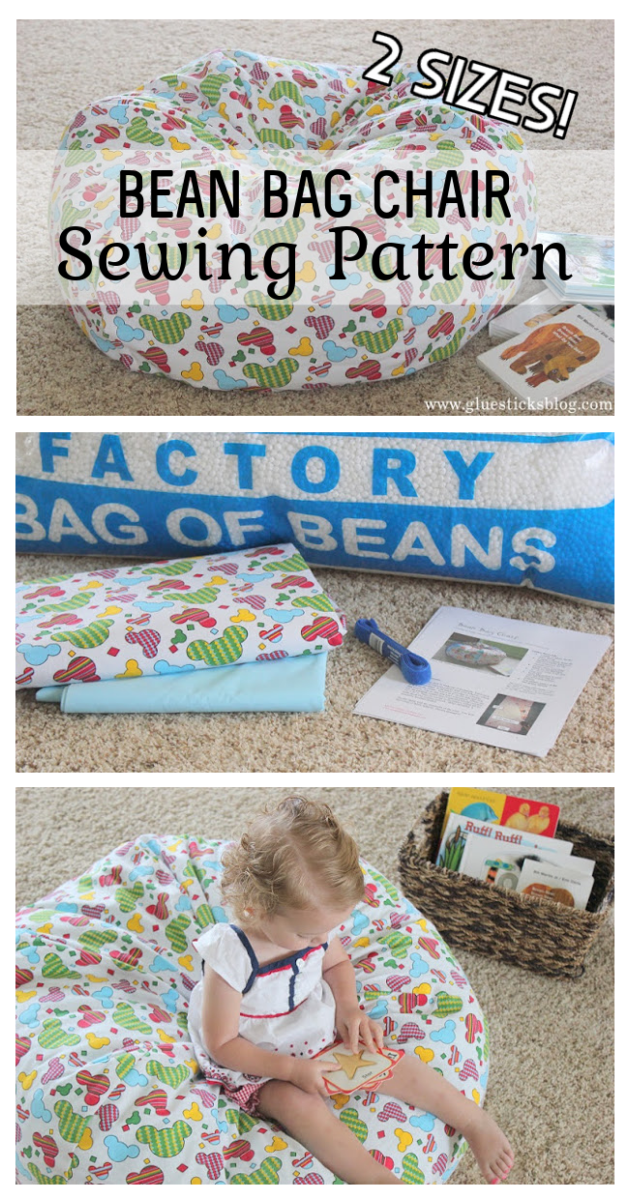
[15,543,346,690]
[50,49,537,390]
[16,836,488,1184]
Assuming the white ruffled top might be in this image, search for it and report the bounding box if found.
[188,922,336,1088]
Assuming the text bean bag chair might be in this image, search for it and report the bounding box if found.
[50,50,536,391]
[16,837,488,1184]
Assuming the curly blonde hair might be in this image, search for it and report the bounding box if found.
[221,797,365,920]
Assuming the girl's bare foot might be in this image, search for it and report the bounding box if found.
[460,1107,514,1184]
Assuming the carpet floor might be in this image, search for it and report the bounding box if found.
[15,784,615,1185]
[16,18,614,416]
[16,552,614,774]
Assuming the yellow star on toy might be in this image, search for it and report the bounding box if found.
[332,1049,376,1080]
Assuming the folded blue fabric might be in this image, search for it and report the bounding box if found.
[35,653,327,714]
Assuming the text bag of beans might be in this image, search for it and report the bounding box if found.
[16,432,614,605]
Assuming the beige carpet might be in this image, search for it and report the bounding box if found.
[16,19,614,416]
[15,784,615,1186]
[16,551,613,774]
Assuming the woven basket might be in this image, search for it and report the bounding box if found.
[398,792,614,980]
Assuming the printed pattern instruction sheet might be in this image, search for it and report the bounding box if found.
[354,607,611,757]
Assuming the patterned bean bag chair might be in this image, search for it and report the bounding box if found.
[16,836,488,1184]
[50,50,536,391]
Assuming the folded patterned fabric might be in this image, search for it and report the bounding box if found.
[16,542,345,690]
[35,653,327,714]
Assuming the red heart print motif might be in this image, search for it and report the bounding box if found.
[148,579,190,592]
[238,593,266,610]
[53,656,100,683]
[350,288,387,318]
[146,892,170,920]
[97,1102,119,1132]
[195,340,224,366]
[386,974,411,990]
[355,213,387,241]
[378,1101,407,1123]
[41,1056,64,1083]
[111,947,143,969]
[237,327,276,356]
[346,359,381,380]
[126,1165,165,1184]
[32,1133,59,1168]
[99,867,122,886]
[37,613,82,628]
[272,575,313,589]
[76,1069,109,1104]
[195,1152,224,1181]
[76,949,102,968]
[304,313,335,340]
[23,585,65,599]
[363,882,379,907]
[125,628,161,658]
[301,617,343,646]
[136,1088,169,1116]
[397,1022,424,1043]
[170,608,217,629]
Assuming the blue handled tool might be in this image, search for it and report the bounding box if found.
[354,618,432,685]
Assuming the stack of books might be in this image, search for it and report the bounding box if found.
[435,788,596,910]
[477,302,614,399]
[478,231,615,397]
[536,231,614,304]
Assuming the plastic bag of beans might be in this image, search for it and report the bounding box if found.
[16,432,614,605]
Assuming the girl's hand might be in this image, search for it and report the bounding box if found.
[336,1008,385,1054]
[289,1056,341,1098]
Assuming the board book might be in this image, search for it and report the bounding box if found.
[477,304,614,401]
[436,812,573,874]
[488,292,614,385]
[439,787,560,841]
[315,1040,404,1095]
[517,858,595,909]
[458,832,594,890]
[537,231,614,302]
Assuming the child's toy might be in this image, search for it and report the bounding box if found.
[16,836,488,1184]
[316,1039,404,1095]
[354,618,431,684]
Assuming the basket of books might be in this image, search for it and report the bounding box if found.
[398,789,614,980]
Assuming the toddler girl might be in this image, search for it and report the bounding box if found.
[188,797,513,1185]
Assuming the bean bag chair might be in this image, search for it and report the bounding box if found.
[16,836,488,1184]
[50,50,537,391]
[445,642,506,668]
